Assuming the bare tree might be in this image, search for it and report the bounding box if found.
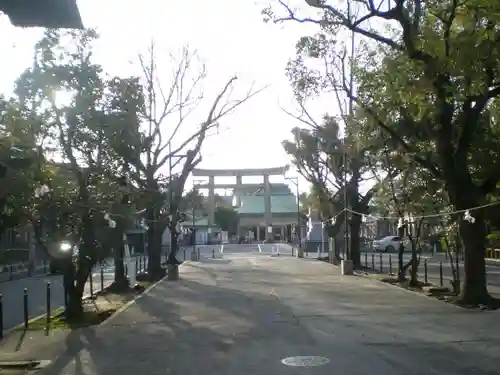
[110,41,265,280]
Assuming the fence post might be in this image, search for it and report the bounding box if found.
[183,249,186,260]
[439,261,443,286]
[424,259,428,284]
[0,294,3,340]
[23,288,29,329]
[364,252,367,267]
[89,269,94,298]
[379,253,383,272]
[45,283,51,336]
[100,266,104,291]
[371,253,375,269]
[389,254,392,274]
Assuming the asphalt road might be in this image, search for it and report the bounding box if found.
[87,245,500,375]
[0,256,149,332]
[362,251,500,297]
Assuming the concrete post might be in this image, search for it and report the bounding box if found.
[235,175,242,206]
[264,174,271,239]
[208,175,215,229]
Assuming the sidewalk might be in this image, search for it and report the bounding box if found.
[16,254,500,375]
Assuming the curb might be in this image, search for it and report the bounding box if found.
[313,257,467,310]
[356,271,468,311]
[99,273,168,327]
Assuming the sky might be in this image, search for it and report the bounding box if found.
[0,0,344,196]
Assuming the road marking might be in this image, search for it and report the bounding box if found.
[281,356,330,367]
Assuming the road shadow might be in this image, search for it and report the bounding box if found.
[32,259,500,375]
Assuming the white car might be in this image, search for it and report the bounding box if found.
[372,236,401,252]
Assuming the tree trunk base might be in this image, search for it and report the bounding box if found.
[458,287,496,308]
[167,264,179,281]
[107,279,130,294]
[149,267,166,282]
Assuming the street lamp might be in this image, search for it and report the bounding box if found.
[285,176,301,246]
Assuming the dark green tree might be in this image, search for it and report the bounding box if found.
[267,0,500,306]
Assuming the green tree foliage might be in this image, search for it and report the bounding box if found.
[214,205,238,235]
[14,29,132,317]
[105,42,261,279]
[267,0,500,306]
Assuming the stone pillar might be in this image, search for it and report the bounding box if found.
[235,175,242,207]
[264,174,271,240]
[208,175,215,229]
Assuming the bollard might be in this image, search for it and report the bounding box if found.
[0,294,3,340]
[364,252,368,267]
[100,266,104,291]
[45,283,51,335]
[197,248,200,260]
[439,261,443,286]
[212,248,215,259]
[183,249,186,260]
[424,259,428,284]
[379,253,383,272]
[135,258,138,274]
[371,253,375,269]
[125,264,128,277]
[9,265,13,281]
[89,270,94,298]
[292,247,294,257]
[23,288,29,329]
[389,254,392,274]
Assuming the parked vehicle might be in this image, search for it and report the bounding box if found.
[372,236,401,252]
[372,236,421,252]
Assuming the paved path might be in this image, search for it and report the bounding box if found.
[23,245,500,375]
[0,257,149,331]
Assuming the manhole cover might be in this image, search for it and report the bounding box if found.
[281,356,330,367]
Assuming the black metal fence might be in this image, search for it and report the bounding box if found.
[360,252,460,288]
[0,254,150,341]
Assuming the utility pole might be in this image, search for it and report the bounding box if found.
[168,142,173,255]
[192,205,196,254]
[295,180,301,245]
[344,25,356,261]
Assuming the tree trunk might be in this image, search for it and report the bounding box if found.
[349,212,362,268]
[147,224,165,281]
[113,243,128,289]
[166,226,181,265]
[458,209,490,305]
[409,240,418,286]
